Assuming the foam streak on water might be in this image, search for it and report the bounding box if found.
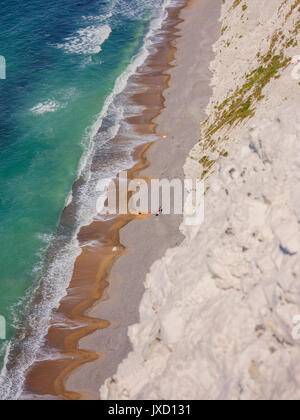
[30,100,64,115]
[57,25,112,55]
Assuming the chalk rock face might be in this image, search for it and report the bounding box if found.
[101,0,300,400]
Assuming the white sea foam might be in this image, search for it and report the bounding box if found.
[30,100,63,115]
[57,24,112,55]
[75,0,177,213]
[30,88,77,117]
[65,191,73,208]
[0,237,81,400]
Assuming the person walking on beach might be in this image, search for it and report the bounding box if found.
[156,207,163,217]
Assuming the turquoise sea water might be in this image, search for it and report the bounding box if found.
[0,0,178,399]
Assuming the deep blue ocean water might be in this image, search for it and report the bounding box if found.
[0,0,176,399]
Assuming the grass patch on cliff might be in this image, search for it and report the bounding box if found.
[196,3,300,180]
[285,0,300,20]
[203,52,291,140]
[232,0,242,9]
[197,44,291,179]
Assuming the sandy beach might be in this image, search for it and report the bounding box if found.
[66,0,221,399]
[23,0,221,400]
[100,0,300,401]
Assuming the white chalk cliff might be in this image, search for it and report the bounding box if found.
[101,0,300,400]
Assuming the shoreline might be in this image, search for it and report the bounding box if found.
[67,0,221,399]
[23,0,188,400]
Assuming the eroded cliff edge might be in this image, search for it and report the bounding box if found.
[101,0,300,400]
